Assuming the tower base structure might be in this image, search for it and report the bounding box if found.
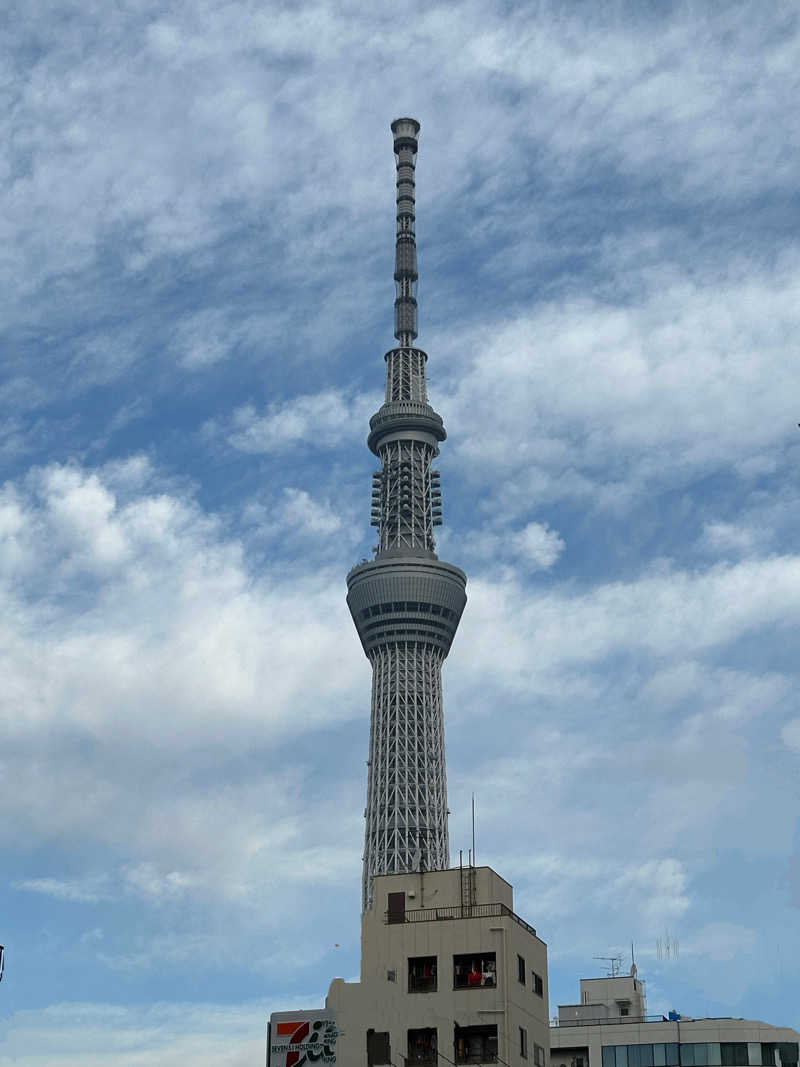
[324,865,549,1066]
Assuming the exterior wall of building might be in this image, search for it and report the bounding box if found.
[559,977,647,1026]
[551,1010,800,1067]
[327,866,549,1065]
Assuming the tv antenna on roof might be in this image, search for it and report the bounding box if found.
[656,931,679,960]
[594,954,623,977]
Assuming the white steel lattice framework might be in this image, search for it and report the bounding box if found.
[347,119,467,910]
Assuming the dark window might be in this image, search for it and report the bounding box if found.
[629,1046,642,1067]
[367,1029,391,1066]
[721,1046,749,1067]
[532,971,544,996]
[518,954,526,984]
[408,955,437,993]
[681,1046,695,1067]
[641,1046,655,1067]
[764,1045,800,1067]
[387,892,405,924]
[408,1028,437,1066]
[520,1027,528,1059]
[666,1046,680,1067]
[455,1024,498,1064]
[453,951,496,989]
[535,1044,547,1067]
[604,1050,617,1067]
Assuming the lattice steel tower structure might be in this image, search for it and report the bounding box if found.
[347,119,467,911]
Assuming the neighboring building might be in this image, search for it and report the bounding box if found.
[327,865,549,1065]
[267,117,548,1065]
[550,974,800,1067]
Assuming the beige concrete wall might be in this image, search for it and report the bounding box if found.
[327,866,548,1066]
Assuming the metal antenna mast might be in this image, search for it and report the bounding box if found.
[347,119,467,910]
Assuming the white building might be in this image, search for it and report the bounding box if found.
[326,864,549,1065]
[550,974,800,1067]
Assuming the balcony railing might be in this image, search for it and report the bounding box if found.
[408,974,437,993]
[384,901,537,937]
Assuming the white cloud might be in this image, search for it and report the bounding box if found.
[449,556,800,693]
[0,999,288,1067]
[12,876,112,904]
[0,461,365,893]
[512,521,565,568]
[123,863,200,902]
[225,391,375,454]
[438,257,800,508]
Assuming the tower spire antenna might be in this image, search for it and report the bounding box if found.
[347,119,467,910]
[391,117,420,347]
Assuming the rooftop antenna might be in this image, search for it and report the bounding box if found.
[594,954,623,977]
[471,793,476,867]
[656,931,679,961]
[630,941,637,977]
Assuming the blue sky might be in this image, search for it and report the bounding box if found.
[2,0,800,1062]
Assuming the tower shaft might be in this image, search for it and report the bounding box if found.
[348,119,466,911]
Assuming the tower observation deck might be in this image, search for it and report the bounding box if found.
[347,119,467,911]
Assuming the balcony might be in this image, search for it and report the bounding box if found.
[455,1024,498,1064]
[384,901,536,937]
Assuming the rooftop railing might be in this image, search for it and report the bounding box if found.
[552,1015,668,1028]
[384,901,536,937]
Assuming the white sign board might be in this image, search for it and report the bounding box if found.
[268,1009,338,1066]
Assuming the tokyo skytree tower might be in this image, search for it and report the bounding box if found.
[347,119,467,910]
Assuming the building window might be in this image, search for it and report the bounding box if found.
[453,951,496,989]
[455,1024,498,1064]
[608,1046,681,1067]
[532,970,544,996]
[520,1027,528,1059]
[408,1028,437,1066]
[518,954,526,984]
[387,891,405,924]
[720,1046,749,1067]
[408,955,437,993]
[535,1044,547,1067]
[762,1044,799,1067]
[367,1029,391,1066]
